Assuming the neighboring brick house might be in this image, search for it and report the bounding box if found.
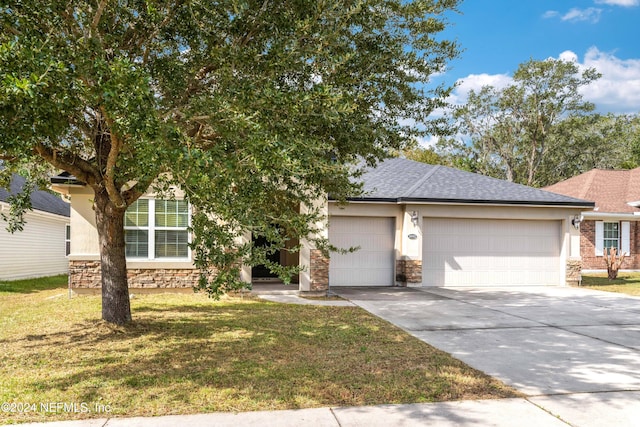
[544,168,640,271]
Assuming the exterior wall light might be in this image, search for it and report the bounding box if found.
[410,211,419,226]
[571,214,582,230]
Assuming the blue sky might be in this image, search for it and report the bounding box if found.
[433,0,640,114]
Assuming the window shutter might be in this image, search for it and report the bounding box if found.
[595,221,604,256]
[621,221,631,255]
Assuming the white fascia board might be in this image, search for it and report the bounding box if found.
[582,211,640,221]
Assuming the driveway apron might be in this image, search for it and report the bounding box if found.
[333,286,640,426]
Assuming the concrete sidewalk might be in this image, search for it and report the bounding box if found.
[8,398,579,427]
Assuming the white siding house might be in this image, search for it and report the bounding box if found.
[0,175,70,281]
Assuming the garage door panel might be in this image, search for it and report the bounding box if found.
[331,268,393,286]
[329,217,394,286]
[344,235,390,248]
[423,218,561,287]
[340,252,392,268]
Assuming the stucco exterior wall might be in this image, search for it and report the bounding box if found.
[0,203,69,280]
[67,186,100,256]
[59,186,199,288]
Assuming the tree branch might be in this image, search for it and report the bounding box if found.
[122,176,158,207]
[100,108,126,209]
[2,23,21,36]
[33,143,98,186]
[140,6,177,63]
[91,0,109,33]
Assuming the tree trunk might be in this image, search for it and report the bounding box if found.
[94,189,131,325]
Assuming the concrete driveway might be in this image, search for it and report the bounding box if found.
[333,286,640,426]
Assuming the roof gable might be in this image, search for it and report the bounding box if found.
[0,174,70,217]
[352,158,593,207]
[544,168,640,214]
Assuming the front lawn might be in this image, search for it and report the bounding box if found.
[580,272,640,296]
[0,276,518,424]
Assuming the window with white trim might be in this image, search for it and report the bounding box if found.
[595,221,630,256]
[124,199,190,260]
[603,222,620,251]
[65,224,71,256]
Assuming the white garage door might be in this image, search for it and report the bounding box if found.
[423,218,561,286]
[329,216,395,286]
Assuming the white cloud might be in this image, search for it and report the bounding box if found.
[558,50,579,63]
[542,10,559,19]
[579,47,640,113]
[415,135,440,148]
[594,0,639,6]
[561,7,603,23]
[448,49,640,114]
[447,73,512,106]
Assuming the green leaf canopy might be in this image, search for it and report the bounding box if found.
[1,0,460,297]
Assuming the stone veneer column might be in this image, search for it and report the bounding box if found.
[69,260,102,288]
[299,197,329,293]
[396,259,422,286]
[566,257,582,286]
[309,249,329,293]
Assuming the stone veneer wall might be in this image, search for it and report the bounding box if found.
[395,259,422,286]
[580,220,640,270]
[69,260,204,288]
[309,249,329,292]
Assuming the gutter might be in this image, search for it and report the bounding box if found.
[581,211,640,221]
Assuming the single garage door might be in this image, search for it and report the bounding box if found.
[423,218,561,286]
[329,216,395,286]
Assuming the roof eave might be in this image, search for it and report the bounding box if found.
[331,197,595,209]
[50,177,85,186]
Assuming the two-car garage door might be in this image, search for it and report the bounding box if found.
[423,218,562,286]
[328,216,562,287]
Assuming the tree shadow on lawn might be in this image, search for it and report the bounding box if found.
[3,300,517,421]
[0,275,67,294]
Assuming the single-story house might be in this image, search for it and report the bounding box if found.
[52,158,594,292]
[544,167,640,272]
[0,174,70,280]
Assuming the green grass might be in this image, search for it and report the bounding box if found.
[0,276,519,424]
[581,272,640,296]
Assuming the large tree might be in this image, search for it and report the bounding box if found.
[449,58,600,186]
[538,113,640,186]
[0,1,460,324]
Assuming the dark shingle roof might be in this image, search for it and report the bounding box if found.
[50,170,83,185]
[0,174,70,217]
[349,158,594,207]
